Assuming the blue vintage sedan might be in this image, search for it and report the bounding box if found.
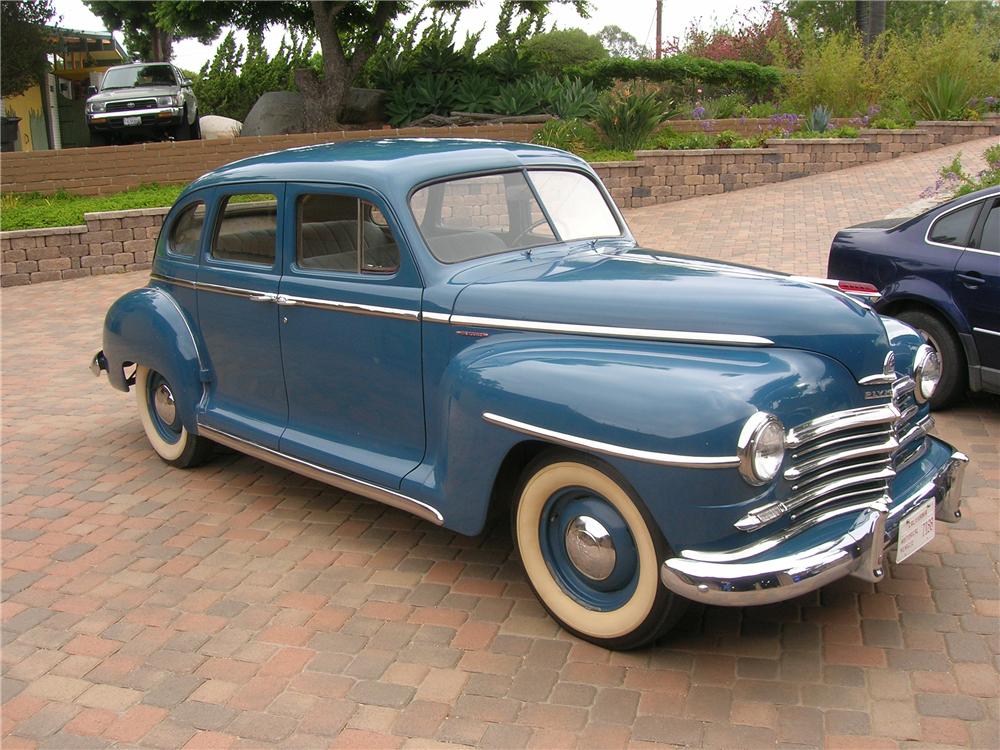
[828,185,999,408]
[92,139,967,649]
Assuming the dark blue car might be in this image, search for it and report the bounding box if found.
[828,186,1000,408]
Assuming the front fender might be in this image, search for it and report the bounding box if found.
[410,333,866,547]
[102,286,206,434]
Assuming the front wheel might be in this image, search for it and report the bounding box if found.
[134,365,211,467]
[897,309,966,409]
[513,451,687,650]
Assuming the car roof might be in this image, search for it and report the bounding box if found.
[184,138,589,197]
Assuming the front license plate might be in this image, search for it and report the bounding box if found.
[895,499,935,563]
[123,116,141,126]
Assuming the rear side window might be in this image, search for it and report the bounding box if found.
[168,202,205,257]
[297,194,400,273]
[211,193,278,265]
[976,203,998,253]
[928,201,982,247]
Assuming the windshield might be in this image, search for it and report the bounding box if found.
[410,169,622,264]
[101,64,176,90]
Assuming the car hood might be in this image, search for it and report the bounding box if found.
[451,247,891,381]
[89,85,180,102]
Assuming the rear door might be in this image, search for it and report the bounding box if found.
[953,196,1000,377]
[276,184,425,489]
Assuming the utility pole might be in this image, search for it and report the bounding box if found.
[655,0,662,59]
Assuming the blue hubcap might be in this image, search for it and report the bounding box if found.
[539,488,639,611]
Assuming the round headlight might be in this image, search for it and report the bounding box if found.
[913,344,941,404]
[738,413,786,485]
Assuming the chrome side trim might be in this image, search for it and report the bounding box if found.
[482,412,739,468]
[973,327,1000,338]
[278,293,420,321]
[151,273,196,290]
[196,424,444,525]
[454,315,773,347]
[421,311,451,323]
[661,449,968,606]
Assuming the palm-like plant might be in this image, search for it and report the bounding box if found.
[592,85,674,151]
[917,73,969,121]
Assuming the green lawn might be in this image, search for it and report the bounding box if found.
[0,184,184,231]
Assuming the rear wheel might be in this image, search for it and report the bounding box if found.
[512,450,687,650]
[897,309,966,409]
[134,365,211,467]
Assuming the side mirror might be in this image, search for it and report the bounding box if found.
[87,85,98,96]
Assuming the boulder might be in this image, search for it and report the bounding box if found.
[242,91,306,137]
[341,88,387,124]
[199,115,242,140]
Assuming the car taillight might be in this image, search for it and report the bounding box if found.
[837,280,880,294]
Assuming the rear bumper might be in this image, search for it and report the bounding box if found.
[660,446,968,606]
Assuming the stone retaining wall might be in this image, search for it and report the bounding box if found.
[3,120,997,287]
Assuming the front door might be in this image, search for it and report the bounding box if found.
[196,184,287,449]
[277,185,425,490]
[954,196,1000,382]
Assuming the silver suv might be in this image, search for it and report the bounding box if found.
[86,63,199,145]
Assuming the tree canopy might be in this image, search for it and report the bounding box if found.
[596,25,650,59]
[85,1,226,61]
[2,0,56,98]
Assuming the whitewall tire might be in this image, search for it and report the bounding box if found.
[134,365,211,467]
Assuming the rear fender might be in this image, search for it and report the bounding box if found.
[102,286,207,434]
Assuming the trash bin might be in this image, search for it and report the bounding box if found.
[1,116,21,152]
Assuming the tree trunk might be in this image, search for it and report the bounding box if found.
[149,27,173,62]
[856,0,886,47]
[295,67,349,132]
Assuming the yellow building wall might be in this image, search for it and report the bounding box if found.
[3,84,48,152]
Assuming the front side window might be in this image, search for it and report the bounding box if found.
[928,201,982,247]
[410,169,620,264]
[297,194,400,273]
[212,193,278,265]
[168,202,205,257]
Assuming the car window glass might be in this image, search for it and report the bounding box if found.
[977,204,998,253]
[212,193,278,265]
[297,194,400,274]
[528,170,621,241]
[411,172,556,263]
[928,202,981,246]
[168,202,205,257]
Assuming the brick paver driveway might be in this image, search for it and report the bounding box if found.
[3,139,998,749]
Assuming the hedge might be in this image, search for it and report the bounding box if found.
[568,55,784,100]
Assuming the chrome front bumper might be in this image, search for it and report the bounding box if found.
[661,449,968,606]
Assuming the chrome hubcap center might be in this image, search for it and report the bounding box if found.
[153,383,176,426]
[564,515,616,581]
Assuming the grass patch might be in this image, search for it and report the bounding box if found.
[0,183,184,231]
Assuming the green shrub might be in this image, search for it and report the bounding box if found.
[917,72,969,121]
[521,28,607,75]
[386,74,458,126]
[591,84,675,151]
[647,131,716,150]
[569,55,784,102]
[929,145,1000,198]
[870,117,904,130]
[453,75,499,112]
[0,184,184,231]
[784,32,876,116]
[714,129,740,148]
[492,81,542,116]
[830,125,860,138]
[701,93,748,119]
[746,101,780,118]
[531,118,602,153]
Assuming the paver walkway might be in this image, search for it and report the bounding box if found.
[625,136,996,276]
[2,140,998,749]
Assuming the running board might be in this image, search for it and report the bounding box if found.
[197,424,444,526]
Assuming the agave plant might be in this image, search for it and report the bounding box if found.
[485,45,535,84]
[412,74,457,117]
[492,81,542,116]
[453,75,499,113]
[523,73,559,112]
[386,87,425,127]
[592,84,673,152]
[548,77,599,120]
[805,104,832,133]
[918,73,969,121]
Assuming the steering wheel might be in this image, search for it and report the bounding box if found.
[510,218,551,247]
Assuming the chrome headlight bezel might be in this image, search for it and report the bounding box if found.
[913,343,941,404]
[87,101,106,113]
[738,412,786,486]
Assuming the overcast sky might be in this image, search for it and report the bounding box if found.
[52,0,754,72]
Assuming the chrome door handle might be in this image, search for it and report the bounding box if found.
[248,293,277,303]
[957,272,985,288]
[276,295,298,306]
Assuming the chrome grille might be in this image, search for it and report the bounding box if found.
[106,99,157,112]
[735,374,933,532]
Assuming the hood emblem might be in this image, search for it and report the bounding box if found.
[883,352,896,379]
[127,102,136,108]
